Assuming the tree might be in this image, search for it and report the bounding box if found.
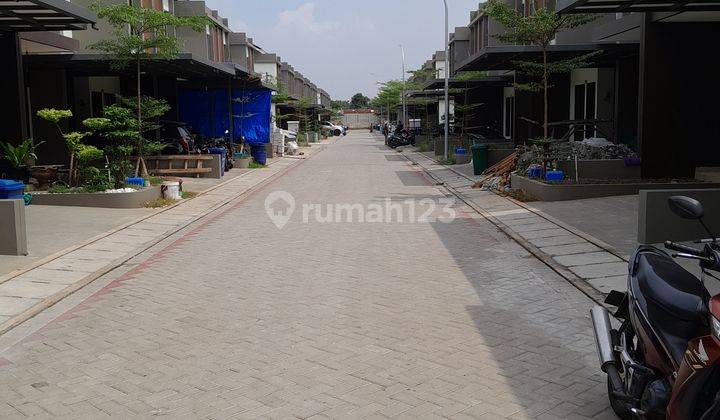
[331,99,351,110]
[83,105,141,187]
[483,0,596,139]
[350,93,370,109]
[37,109,97,187]
[88,4,207,176]
[453,71,488,145]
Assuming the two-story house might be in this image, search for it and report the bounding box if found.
[557,1,720,179]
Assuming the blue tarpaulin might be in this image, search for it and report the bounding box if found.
[178,88,271,145]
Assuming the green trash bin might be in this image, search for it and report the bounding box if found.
[471,143,489,175]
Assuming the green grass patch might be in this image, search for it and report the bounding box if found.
[145,197,176,208]
[181,191,198,199]
[249,162,266,169]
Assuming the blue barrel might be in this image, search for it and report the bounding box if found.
[0,179,24,200]
[251,144,267,166]
[208,147,227,176]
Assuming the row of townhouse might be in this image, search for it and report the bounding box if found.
[1,0,331,165]
[410,0,720,180]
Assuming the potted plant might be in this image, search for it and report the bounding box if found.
[0,139,44,182]
[234,152,252,169]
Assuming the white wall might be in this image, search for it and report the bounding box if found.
[435,60,446,79]
[254,62,278,81]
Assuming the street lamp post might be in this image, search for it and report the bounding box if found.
[400,44,407,127]
[443,0,450,161]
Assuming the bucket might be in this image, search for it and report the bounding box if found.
[161,181,182,200]
[251,144,267,165]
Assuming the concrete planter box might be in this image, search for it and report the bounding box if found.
[556,159,641,180]
[455,155,471,164]
[31,186,162,208]
[510,174,720,202]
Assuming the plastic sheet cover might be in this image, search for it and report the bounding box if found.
[178,89,271,145]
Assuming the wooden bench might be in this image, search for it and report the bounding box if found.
[142,155,214,178]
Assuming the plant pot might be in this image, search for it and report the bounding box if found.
[235,156,252,169]
[30,167,59,189]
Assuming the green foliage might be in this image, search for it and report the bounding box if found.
[37,108,93,186]
[371,80,412,121]
[350,93,370,108]
[37,109,73,124]
[117,95,170,133]
[80,166,112,193]
[482,0,596,47]
[144,141,166,156]
[482,0,597,137]
[455,71,487,81]
[88,3,205,174]
[82,105,140,187]
[331,100,351,110]
[88,3,208,68]
[249,162,266,169]
[76,145,103,165]
[0,139,44,167]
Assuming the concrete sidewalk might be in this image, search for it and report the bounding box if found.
[400,147,628,300]
[0,144,327,335]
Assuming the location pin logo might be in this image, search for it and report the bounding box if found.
[265,191,296,229]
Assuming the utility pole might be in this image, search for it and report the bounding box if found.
[443,0,450,161]
[400,44,407,127]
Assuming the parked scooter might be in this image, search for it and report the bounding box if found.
[592,196,720,419]
[387,123,415,149]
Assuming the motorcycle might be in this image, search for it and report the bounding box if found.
[592,196,720,419]
[387,129,415,149]
[196,130,235,172]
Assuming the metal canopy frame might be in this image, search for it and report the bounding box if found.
[558,0,720,13]
[0,0,96,32]
[24,53,251,80]
[457,43,638,72]
[421,76,511,91]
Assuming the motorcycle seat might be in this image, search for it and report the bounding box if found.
[636,252,706,322]
[633,251,708,364]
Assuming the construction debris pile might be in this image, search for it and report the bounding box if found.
[473,139,638,192]
[472,152,518,191]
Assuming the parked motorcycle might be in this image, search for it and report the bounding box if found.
[387,128,415,149]
[196,130,235,172]
[592,195,720,419]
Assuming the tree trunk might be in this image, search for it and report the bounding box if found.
[542,47,549,140]
[136,57,148,177]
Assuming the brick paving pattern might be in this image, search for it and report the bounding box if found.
[0,133,614,419]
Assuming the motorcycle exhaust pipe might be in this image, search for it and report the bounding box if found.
[591,306,625,394]
[591,305,616,369]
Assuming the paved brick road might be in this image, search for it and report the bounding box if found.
[0,132,615,419]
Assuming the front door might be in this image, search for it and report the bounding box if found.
[573,81,596,141]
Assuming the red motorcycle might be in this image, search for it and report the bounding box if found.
[593,196,720,419]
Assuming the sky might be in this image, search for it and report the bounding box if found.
[203,0,480,101]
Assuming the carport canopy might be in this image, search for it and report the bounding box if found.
[0,0,95,31]
[558,0,720,13]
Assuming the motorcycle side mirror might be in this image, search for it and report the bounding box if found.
[668,196,704,220]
